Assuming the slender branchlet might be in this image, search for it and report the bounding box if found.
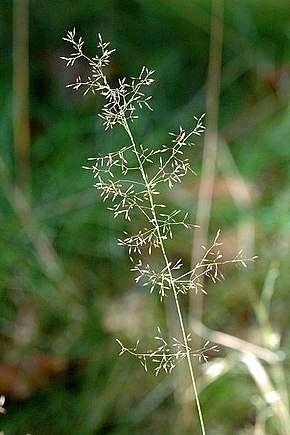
[62,29,257,434]
[116,328,218,376]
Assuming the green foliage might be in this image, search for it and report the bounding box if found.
[1,1,290,434]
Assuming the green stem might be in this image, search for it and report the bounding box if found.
[123,119,206,435]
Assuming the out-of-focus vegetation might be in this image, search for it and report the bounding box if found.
[1,1,290,434]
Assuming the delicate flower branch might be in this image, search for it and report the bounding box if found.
[116,327,218,376]
[61,29,154,129]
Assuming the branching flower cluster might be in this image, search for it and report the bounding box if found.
[62,30,256,378]
[116,327,218,376]
[131,228,251,300]
[61,28,154,129]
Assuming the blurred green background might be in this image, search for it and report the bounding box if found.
[1,1,290,434]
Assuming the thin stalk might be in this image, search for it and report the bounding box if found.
[13,0,31,206]
[190,0,224,341]
[124,119,206,435]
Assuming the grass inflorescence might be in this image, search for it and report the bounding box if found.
[62,29,256,434]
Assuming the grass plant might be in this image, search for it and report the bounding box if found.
[61,29,256,434]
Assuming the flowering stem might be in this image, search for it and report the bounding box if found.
[123,119,206,435]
